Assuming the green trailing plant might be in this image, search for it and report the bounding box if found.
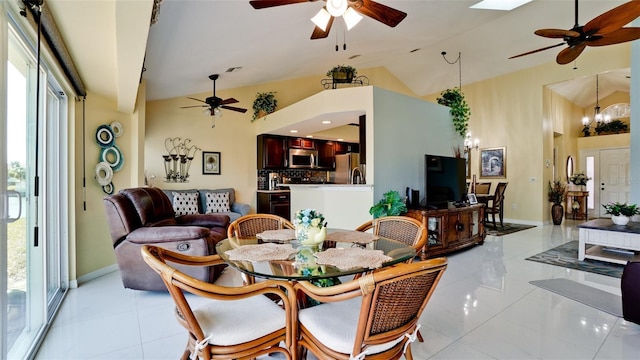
[251,91,278,121]
[594,119,629,135]
[369,190,407,219]
[436,88,471,138]
[547,180,566,205]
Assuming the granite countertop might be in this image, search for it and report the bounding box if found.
[256,189,290,193]
[578,218,640,234]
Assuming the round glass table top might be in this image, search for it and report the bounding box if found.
[216,230,416,281]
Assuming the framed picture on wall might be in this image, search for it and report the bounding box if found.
[480,146,506,178]
[202,151,221,175]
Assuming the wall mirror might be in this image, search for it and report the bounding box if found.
[566,156,574,181]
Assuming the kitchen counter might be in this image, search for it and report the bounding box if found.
[288,184,374,229]
[256,189,290,193]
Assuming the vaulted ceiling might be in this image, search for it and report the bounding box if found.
[45,0,632,113]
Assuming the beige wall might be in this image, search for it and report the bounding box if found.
[74,48,631,279]
[422,45,630,223]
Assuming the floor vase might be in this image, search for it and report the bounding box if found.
[551,204,564,225]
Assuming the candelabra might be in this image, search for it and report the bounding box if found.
[163,137,200,182]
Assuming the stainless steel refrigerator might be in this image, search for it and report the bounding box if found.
[334,153,362,184]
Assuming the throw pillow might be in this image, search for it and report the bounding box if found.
[206,192,230,213]
[173,192,199,216]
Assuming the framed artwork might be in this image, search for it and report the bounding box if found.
[202,151,221,175]
[464,150,470,179]
[480,146,506,178]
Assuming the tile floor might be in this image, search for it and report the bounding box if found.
[34,220,640,359]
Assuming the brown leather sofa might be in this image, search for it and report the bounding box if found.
[103,187,229,291]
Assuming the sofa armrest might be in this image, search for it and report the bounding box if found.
[231,202,251,216]
[126,226,211,245]
[177,213,230,228]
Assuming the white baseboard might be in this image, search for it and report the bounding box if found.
[75,264,119,286]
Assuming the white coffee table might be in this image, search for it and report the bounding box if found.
[578,219,640,265]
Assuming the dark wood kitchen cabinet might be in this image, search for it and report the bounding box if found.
[257,134,287,169]
[288,137,315,149]
[316,140,335,169]
[257,191,291,220]
[334,142,359,155]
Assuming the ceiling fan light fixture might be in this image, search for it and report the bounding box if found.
[311,8,331,31]
[326,0,347,17]
[213,107,222,118]
[343,7,363,30]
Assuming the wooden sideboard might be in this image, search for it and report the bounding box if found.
[407,204,486,259]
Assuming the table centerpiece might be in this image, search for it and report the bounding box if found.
[294,208,326,247]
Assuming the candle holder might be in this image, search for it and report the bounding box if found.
[163,137,200,182]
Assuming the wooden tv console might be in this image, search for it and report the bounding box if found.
[406,204,486,260]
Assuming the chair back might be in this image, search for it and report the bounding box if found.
[227,214,294,239]
[141,245,295,360]
[493,182,508,207]
[355,216,426,254]
[354,259,447,355]
[474,182,492,195]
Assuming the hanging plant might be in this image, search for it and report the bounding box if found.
[436,88,471,138]
[252,91,278,122]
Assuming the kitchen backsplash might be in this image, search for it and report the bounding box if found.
[257,169,330,190]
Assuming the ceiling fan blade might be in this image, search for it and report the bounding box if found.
[311,16,334,39]
[508,42,565,59]
[356,0,407,27]
[249,0,315,9]
[587,27,640,46]
[556,43,587,65]
[186,97,206,103]
[221,105,248,113]
[180,105,209,109]
[221,97,239,105]
[534,28,580,39]
[583,0,640,35]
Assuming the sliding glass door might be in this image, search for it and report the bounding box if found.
[2,14,68,360]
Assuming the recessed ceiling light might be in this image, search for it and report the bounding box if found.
[322,120,332,124]
[290,130,298,133]
[470,0,532,11]
[306,135,314,138]
[337,138,344,141]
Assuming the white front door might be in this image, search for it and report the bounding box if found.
[599,148,631,217]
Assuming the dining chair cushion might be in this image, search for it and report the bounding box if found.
[298,297,403,355]
[192,294,286,346]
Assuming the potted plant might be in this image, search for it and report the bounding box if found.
[326,65,357,84]
[369,190,407,219]
[436,88,471,138]
[594,119,629,135]
[548,180,566,225]
[251,91,278,121]
[602,202,638,225]
[569,171,591,191]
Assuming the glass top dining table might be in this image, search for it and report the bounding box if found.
[215,229,416,281]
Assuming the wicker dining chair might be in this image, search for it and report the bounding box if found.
[355,216,427,259]
[485,182,508,229]
[227,213,294,239]
[474,182,492,195]
[141,245,297,360]
[294,258,448,360]
[227,214,295,285]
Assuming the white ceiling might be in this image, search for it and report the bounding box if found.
[45,0,632,112]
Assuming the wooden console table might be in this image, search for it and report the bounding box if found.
[566,190,589,220]
[578,218,640,265]
[406,204,485,260]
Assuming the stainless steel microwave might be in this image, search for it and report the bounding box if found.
[289,148,318,169]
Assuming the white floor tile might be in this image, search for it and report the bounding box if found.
[33,222,640,359]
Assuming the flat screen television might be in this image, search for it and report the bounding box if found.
[424,154,467,209]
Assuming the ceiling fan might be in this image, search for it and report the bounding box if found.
[509,0,640,64]
[181,74,247,116]
[249,0,407,39]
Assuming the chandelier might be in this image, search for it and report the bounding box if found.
[581,74,611,137]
